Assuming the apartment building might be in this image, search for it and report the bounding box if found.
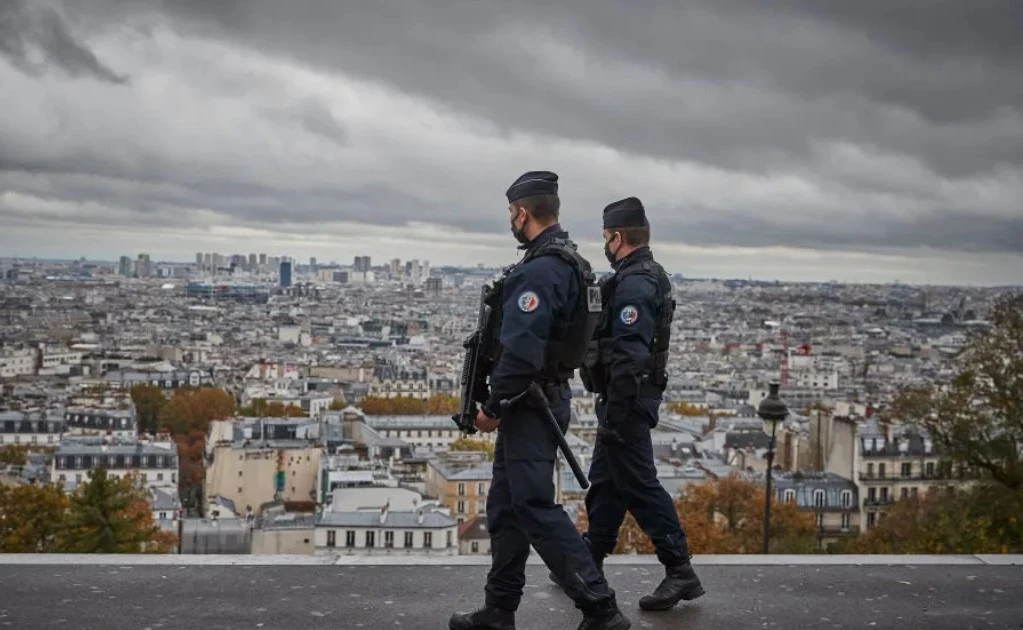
[64,406,137,439]
[425,453,492,524]
[0,348,36,378]
[366,415,494,451]
[52,437,179,491]
[856,419,969,529]
[0,410,64,446]
[315,505,459,556]
[773,471,860,549]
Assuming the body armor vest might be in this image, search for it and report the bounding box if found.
[488,237,602,381]
[580,258,675,396]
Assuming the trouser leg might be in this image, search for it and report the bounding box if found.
[583,436,628,558]
[484,432,531,612]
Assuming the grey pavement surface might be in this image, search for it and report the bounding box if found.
[1,564,1021,630]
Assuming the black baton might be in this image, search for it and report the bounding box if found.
[501,382,590,490]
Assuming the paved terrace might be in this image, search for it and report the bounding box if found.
[0,555,1020,630]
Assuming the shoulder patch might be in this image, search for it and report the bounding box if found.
[619,304,639,326]
[517,291,540,313]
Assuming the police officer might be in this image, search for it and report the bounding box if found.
[562,196,705,611]
[449,172,631,630]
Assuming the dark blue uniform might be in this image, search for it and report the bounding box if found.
[584,247,689,564]
[580,244,704,611]
[482,224,618,616]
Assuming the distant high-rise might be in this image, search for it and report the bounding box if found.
[279,260,293,288]
[390,258,401,276]
[136,253,152,277]
[118,256,132,277]
[353,255,371,272]
[310,257,317,267]
[195,252,203,268]
[259,253,267,266]
[248,253,257,269]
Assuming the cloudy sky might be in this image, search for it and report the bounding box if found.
[2,0,1021,285]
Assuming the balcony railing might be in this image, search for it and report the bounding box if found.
[862,497,897,507]
[858,473,956,482]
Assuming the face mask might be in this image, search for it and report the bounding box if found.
[604,233,620,265]
[510,209,529,244]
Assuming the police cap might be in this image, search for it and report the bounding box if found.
[602,196,648,229]
[506,171,559,204]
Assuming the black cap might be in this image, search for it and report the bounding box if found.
[506,171,558,203]
[603,196,648,229]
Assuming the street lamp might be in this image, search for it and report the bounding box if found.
[757,382,790,554]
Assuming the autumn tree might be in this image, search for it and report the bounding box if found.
[237,399,306,417]
[575,473,817,554]
[158,387,235,436]
[841,486,1022,554]
[0,445,29,466]
[0,482,70,552]
[666,401,706,416]
[130,384,168,434]
[328,399,347,411]
[358,394,460,415]
[450,437,495,460]
[60,469,164,553]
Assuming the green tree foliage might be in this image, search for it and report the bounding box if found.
[60,469,161,553]
[0,445,29,466]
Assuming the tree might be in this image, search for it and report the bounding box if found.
[358,394,460,415]
[0,483,70,552]
[575,473,817,554]
[158,387,235,436]
[841,486,1022,554]
[450,437,495,460]
[666,401,706,416]
[328,399,347,411]
[0,445,29,466]
[897,293,1023,492]
[130,384,168,434]
[60,469,161,553]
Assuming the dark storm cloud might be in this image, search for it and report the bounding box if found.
[1,0,1022,271]
[0,0,127,83]
[138,0,1023,179]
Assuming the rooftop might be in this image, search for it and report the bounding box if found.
[0,555,1019,629]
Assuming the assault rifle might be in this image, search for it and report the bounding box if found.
[452,284,496,435]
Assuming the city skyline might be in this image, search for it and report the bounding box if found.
[1,1,1022,286]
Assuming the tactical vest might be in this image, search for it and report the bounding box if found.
[488,237,602,381]
[579,258,675,396]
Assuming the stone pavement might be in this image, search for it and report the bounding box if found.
[0,558,1020,629]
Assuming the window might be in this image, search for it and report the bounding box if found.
[447,531,453,548]
[345,531,356,547]
[384,531,394,548]
[901,463,911,478]
[911,487,918,498]
[816,514,824,528]
[424,532,433,548]
[366,531,375,548]
[457,483,465,496]
[456,501,465,514]
[471,541,479,553]
[866,463,874,477]
[783,489,796,504]
[867,512,877,527]
[840,490,852,509]
[880,487,889,501]
[901,488,909,499]
[841,513,850,530]
[327,531,336,548]
[404,532,414,548]
[878,463,886,478]
[926,462,935,477]
[477,483,486,496]
[813,490,825,508]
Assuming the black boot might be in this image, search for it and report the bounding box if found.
[637,562,705,611]
[577,608,631,630]
[448,606,516,630]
